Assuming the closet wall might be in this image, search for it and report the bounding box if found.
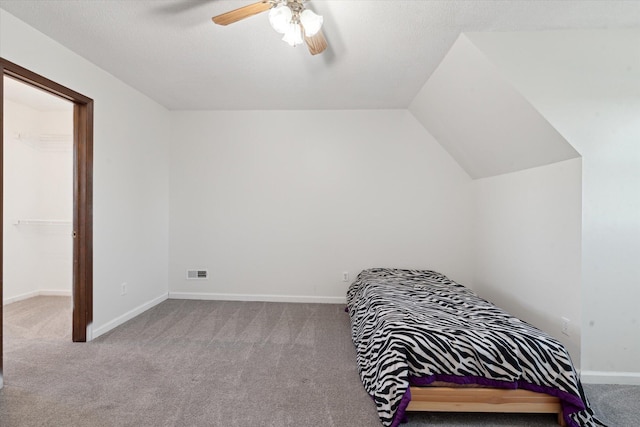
[3,94,73,304]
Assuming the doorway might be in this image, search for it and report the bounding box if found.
[0,58,93,389]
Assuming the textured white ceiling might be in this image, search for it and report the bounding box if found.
[1,0,638,111]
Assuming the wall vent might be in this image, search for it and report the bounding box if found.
[186,269,208,280]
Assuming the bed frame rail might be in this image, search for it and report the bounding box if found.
[407,387,566,426]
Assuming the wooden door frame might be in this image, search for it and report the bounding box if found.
[0,57,93,387]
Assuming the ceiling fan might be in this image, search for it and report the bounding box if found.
[212,0,328,55]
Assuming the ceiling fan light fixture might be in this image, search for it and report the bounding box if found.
[299,9,323,37]
[268,4,293,34]
[212,0,327,55]
[282,22,304,47]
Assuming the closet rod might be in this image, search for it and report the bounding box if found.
[13,219,72,226]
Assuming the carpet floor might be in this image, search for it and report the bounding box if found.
[1,296,638,426]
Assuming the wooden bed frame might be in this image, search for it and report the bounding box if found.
[406,386,566,426]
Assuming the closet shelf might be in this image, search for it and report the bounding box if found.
[13,219,72,226]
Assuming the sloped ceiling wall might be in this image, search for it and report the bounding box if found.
[463,29,640,380]
[410,28,640,379]
[408,33,579,179]
[406,33,584,364]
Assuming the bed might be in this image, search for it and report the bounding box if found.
[346,268,605,427]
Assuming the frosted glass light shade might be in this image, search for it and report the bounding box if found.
[300,9,323,37]
[282,23,304,47]
[269,5,293,34]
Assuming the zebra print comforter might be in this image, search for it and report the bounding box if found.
[346,268,604,427]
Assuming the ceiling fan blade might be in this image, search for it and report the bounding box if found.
[304,30,328,55]
[212,1,272,26]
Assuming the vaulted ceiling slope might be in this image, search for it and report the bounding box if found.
[409,34,579,179]
[410,29,639,179]
[0,0,638,110]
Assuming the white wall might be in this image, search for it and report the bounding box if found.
[1,9,171,338]
[473,159,582,363]
[169,110,473,301]
[3,98,73,304]
[467,30,640,383]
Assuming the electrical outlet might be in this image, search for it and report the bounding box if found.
[561,317,570,336]
[121,282,127,296]
[342,272,349,282]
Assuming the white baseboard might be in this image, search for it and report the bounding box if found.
[92,293,168,339]
[3,289,72,305]
[4,291,38,305]
[38,289,73,297]
[169,292,347,305]
[581,370,640,385]
[86,323,94,342]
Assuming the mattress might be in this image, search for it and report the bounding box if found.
[346,268,604,427]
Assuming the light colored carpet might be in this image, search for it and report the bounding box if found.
[1,296,638,426]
